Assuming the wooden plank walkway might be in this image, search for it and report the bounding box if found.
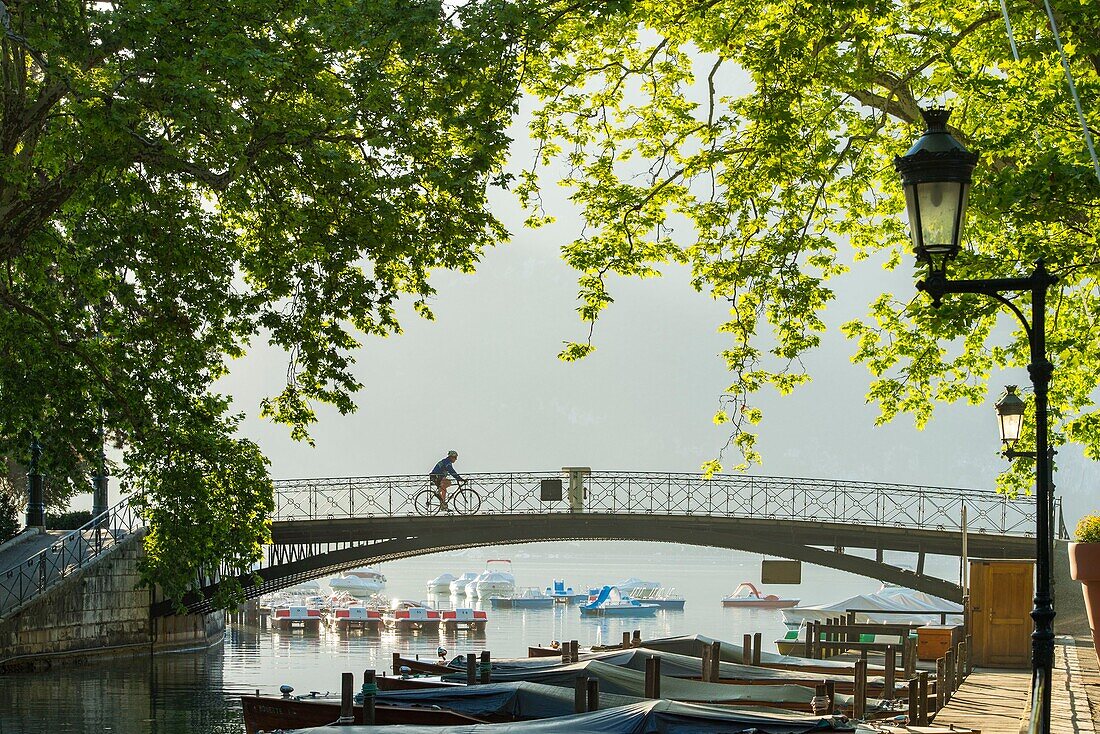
[932,668,1029,734]
[929,640,1098,734]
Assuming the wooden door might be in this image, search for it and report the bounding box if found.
[970,560,1033,668]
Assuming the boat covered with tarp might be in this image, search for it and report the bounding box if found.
[638,634,879,671]
[293,697,853,734]
[782,586,962,627]
[441,659,884,713]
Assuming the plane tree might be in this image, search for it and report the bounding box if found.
[0,0,526,605]
[518,0,1100,490]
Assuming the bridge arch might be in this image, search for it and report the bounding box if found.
[159,470,1045,616]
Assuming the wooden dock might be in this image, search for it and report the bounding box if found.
[930,640,1099,734]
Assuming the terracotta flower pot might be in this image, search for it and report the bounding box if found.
[1069,542,1100,656]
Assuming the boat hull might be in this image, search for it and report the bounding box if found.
[579,606,658,617]
[241,696,485,734]
[490,597,554,609]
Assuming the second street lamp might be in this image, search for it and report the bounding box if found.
[895,108,1058,734]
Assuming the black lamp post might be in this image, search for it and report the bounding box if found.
[896,108,1058,734]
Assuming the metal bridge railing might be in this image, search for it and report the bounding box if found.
[0,498,144,619]
[272,470,1043,537]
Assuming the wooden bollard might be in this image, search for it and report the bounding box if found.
[586,677,599,711]
[632,630,642,647]
[622,631,631,649]
[853,658,867,720]
[362,669,376,725]
[935,657,945,712]
[466,653,476,685]
[338,672,354,724]
[907,677,919,725]
[743,633,752,664]
[392,652,401,676]
[824,679,835,715]
[803,622,813,658]
[813,683,828,715]
[574,675,589,713]
[644,655,661,698]
[709,640,721,681]
[884,645,896,700]
[917,671,929,725]
[956,641,966,689]
[945,648,954,702]
[570,639,580,663]
[752,632,762,664]
[701,644,713,682]
[904,636,917,677]
[480,650,491,684]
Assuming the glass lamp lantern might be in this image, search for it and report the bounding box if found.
[893,108,979,275]
[995,385,1027,449]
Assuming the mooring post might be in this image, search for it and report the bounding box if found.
[956,641,966,688]
[622,631,631,649]
[944,648,954,703]
[935,657,944,712]
[574,675,589,713]
[917,671,929,725]
[813,683,828,715]
[884,645,896,700]
[701,644,713,682]
[480,650,491,684]
[752,632,762,664]
[854,658,867,720]
[392,652,401,676]
[338,672,354,724]
[804,622,813,658]
[362,670,376,725]
[644,656,661,698]
[908,677,919,724]
[570,639,580,663]
[742,633,752,664]
[586,677,599,711]
[709,640,721,681]
[466,653,476,685]
[824,679,835,715]
[632,630,641,647]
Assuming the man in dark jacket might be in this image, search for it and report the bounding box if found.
[429,451,463,509]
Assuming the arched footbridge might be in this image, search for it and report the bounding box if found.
[157,470,1055,616]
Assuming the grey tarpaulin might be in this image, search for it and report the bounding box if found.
[296,698,854,734]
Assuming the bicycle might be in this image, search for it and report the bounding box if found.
[414,480,481,516]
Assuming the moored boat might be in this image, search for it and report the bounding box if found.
[579,585,658,617]
[327,604,383,631]
[441,607,489,631]
[474,559,516,599]
[721,582,799,608]
[450,572,479,596]
[329,567,387,597]
[427,572,457,595]
[782,584,962,627]
[271,604,322,631]
[490,587,554,609]
[383,599,442,631]
[545,579,587,604]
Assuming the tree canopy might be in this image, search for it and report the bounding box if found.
[3,0,1098,603]
[0,0,525,604]
[518,0,1100,491]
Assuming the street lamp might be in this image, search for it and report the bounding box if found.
[995,386,1027,450]
[896,108,1058,734]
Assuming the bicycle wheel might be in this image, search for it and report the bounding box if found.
[414,489,442,516]
[450,487,481,515]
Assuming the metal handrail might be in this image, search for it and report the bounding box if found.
[0,497,145,618]
[271,470,1041,536]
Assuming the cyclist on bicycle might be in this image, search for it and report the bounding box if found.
[429,451,463,509]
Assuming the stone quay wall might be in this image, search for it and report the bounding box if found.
[0,531,223,672]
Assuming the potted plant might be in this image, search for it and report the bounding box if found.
[1069,515,1100,656]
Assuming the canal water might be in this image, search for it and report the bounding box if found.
[0,541,956,733]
